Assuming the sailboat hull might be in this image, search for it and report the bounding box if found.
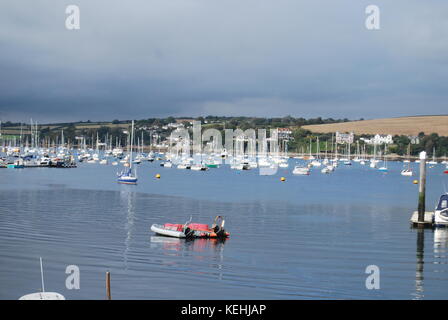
[434,195,448,226]
[117,177,138,184]
[401,169,413,176]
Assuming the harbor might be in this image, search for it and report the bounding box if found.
[1,1,448,304]
[1,139,448,299]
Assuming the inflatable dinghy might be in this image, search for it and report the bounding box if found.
[151,216,229,239]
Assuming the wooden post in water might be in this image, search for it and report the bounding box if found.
[106,271,111,300]
[418,151,427,223]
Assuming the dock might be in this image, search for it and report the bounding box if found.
[410,211,434,227]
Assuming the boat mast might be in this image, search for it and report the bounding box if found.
[40,257,45,292]
[130,120,134,170]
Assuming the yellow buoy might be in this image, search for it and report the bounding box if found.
[280,177,286,182]
[413,180,418,184]
[155,174,161,179]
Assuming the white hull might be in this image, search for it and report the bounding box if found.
[151,224,186,238]
[311,161,321,167]
[435,210,448,226]
[434,195,448,226]
[292,166,310,175]
[19,292,65,300]
[401,169,413,176]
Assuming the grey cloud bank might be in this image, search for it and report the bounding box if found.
[0,0,447,122]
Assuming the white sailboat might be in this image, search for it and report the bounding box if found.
[343,142,352,165]
[19,258,65,300]
[401,144,413,176]
[434,194,448,226]
[117,121,138,184]
[378,144,388,172]
[370,143,378,168]
[292,163,310,175]
[310,138,321,167]
[428,147,438,165]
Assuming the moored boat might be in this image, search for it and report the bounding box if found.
[434,194,448,227]
[19,258,65,300]
[151,216,229,239]
[321,167,330,174]
[401,168,413,176]
[191,163,208,171]
[117,168,138,184]
[292,165,310,175]
[117,120,138,184]
[7,159,25,168]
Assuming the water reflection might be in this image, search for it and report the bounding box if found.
[413,227,425,300]
[434,228,448,264]
[150,236,227,280]
[121,189,136,269]
[150,236,226,253]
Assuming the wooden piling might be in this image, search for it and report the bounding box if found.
[106,271,111,300]
[417,151,427,223]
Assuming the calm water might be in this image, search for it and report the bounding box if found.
[0,159,447,299]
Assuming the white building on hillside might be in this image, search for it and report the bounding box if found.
[360,134,394,145]
[336,132,354,144]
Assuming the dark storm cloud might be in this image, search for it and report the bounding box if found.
[0,0,447,122]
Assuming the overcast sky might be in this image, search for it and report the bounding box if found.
[0,0,447,123]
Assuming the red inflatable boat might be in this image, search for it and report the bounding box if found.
[151,216,229,239]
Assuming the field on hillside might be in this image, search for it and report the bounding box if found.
[302,116,448,136]
[2,122,130,135]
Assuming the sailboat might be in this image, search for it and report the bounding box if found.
[293,165,310,175]
[353,141,361,162]
[322,140,329,165]
[434,193,448,227]
[310,137,321,167]
[278,140,289,168]
[343,142,352,165]
[428,147,438,165]
[370,143,378,168]
[321,166,331,174]
[19,258,65,300]
[401,144,413,176]
[378,144,388,172]
[117,121,138,184]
